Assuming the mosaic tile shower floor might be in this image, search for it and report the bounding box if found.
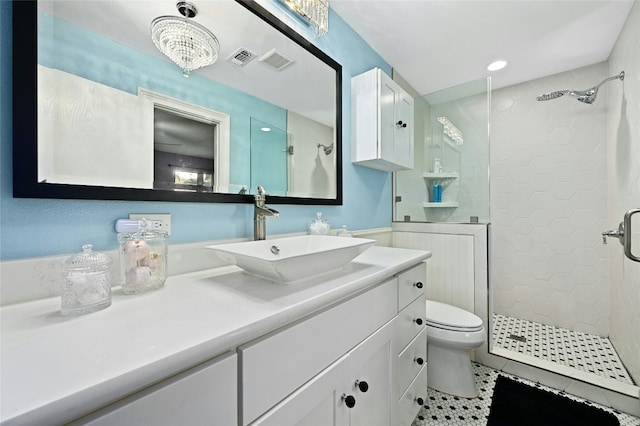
[492,314,635,385]
[411,362,640,426]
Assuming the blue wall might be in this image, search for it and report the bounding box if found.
[0,2,392,260]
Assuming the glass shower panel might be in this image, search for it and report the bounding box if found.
[250,117,288,196]
[394,77,490,223]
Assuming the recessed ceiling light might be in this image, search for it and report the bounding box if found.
[487,60,507,71]
[260,127,271,132]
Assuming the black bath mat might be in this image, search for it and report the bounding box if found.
[487,375,619,426]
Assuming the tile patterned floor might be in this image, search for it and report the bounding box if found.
[411,362,640,426]
[492,314,635,385]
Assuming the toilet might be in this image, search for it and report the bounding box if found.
[425,300,485,398]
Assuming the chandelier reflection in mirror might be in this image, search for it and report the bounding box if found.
[151,1,220,77]
[283,0,329,36]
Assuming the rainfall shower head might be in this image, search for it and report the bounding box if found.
[536,71,625,105]
[536,91,566,101]
[317,143,334,155]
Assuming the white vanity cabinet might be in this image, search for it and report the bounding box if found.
[71,351,237,426]
[242,261,429,426]
[351,67,415,172]
[251,318,396,426]
[0,246,431,426]
[240,278,398,425]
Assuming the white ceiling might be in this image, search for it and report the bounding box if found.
[38,0,336,126]
[331,0,634,96]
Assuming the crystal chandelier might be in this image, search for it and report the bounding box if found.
[283,0,329,37]
[151,2,220,77]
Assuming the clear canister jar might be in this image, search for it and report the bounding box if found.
[117,225,168,294]
[62,244,112,315]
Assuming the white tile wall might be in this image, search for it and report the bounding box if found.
[607,0,640,386]
[490,62,611,336]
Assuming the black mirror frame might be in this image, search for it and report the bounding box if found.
[12,0,342,205]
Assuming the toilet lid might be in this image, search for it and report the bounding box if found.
[425,300,484,332]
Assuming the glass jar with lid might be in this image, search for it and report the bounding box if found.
[117,220,168,294]
[62,244,112,315]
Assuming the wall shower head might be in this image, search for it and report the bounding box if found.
[317,143,334,155]
[536,71,625,105]
[536,91,566,101]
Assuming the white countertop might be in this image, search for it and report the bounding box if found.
[0,246,430,425]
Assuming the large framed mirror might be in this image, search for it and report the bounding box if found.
[13,0,342,205]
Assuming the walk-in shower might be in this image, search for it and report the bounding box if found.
[392,65,638,403]
[536,71,625,104]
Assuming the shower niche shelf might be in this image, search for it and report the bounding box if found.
[423,201,459,208]
[423,172,459,180]
[423,172,459,208]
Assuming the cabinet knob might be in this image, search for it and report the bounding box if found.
[342,394,356,408]
[355,380,369,393]
[414,318,424,326]
[415,397,425,406]
[414,281,423,289]
[415,357,424,365]
[396,120,407,128]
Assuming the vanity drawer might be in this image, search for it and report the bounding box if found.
[396,293,426,352]
[395,364,428,426]
[398,262,426,310]
[395,327,427,398]
[239,278,398,425]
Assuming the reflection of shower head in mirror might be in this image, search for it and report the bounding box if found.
[317,143,334,155]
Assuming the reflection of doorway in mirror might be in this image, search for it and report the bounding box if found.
[140,89,230,193]
[153,108,215,193]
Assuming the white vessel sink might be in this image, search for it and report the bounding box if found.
[206,235,376,283]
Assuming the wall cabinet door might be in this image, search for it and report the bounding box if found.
[72,352,237,426]
[352,67,414,172]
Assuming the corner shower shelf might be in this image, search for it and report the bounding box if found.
[423,172,459,208]
[423,201,459,208]
[423,172,459,180]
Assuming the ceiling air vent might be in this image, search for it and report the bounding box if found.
[258,49,294,71]
[227,48,257,67]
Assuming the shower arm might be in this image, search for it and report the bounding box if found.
[595,71,625,90]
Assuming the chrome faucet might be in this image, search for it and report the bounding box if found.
[254,185,279,240]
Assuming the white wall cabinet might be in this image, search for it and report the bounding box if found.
[352,68,415,171]
[71,351,237,426]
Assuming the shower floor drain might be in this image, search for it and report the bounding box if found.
[508,334,527,343]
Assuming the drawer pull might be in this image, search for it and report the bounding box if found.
[415,397,425,406]
[355,380,369,393]
[415,357,424,365]
[414,318,424,326]
[341,394,356,408]
[414,281,423,289]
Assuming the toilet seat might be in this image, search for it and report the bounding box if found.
[426,300,483,332]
